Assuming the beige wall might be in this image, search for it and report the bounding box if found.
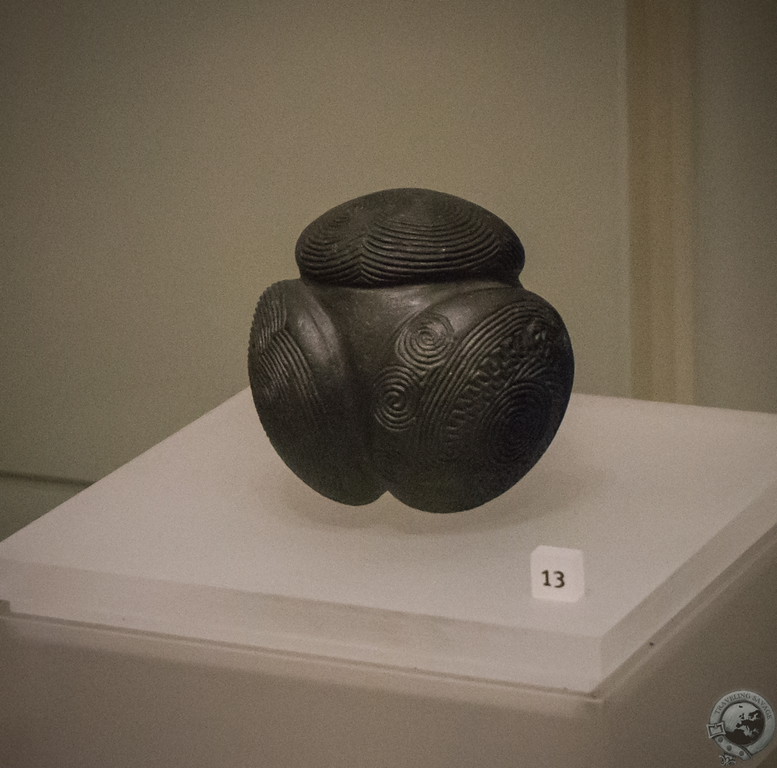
[694,0,777,414]
[1,0,631,488]
[2,1,774,537]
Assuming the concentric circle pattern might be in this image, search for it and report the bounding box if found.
[248,281,384,506]
[369,289,574,512]
[248,282,320,423]
[425,297,572,469]
[479,380,553,467]
[296,188,524,287]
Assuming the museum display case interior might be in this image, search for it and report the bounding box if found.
[1,1,775,766]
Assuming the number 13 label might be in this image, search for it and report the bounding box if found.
[531,546,585,602]
[541,569,565,588]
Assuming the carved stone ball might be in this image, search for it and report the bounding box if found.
[248,188,574,513]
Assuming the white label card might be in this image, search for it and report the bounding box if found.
[530,545,585,602]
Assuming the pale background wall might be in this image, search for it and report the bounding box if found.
[693,0,777,413]
[1,0,775,538]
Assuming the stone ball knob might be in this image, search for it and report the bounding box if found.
[248,188,574,513]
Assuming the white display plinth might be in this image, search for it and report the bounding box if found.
[2,390,777,693]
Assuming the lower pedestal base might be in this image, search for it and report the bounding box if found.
[2,534,775,768]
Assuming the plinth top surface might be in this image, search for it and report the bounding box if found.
[2,390,776,692]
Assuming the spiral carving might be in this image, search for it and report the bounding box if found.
[372,366,421,432]
[395,312,454,369]
[369,289,573,512]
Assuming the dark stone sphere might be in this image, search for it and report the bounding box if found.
[248,188,574,513]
